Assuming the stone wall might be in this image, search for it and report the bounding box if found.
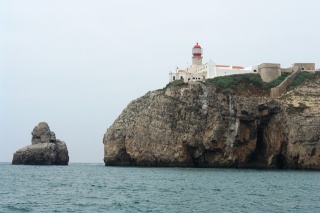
[294,63,315,71]
[281,68,294,74]
[270,66,301,98]
[258,63,281,82]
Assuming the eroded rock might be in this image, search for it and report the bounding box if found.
[103,77,320,169]
[12,122,69,165]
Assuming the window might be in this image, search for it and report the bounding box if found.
[173,76,175,80]
[253,70,257,72]
[180,76,183,80]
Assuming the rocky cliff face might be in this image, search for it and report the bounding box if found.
[12,122,69,165]
[103,75,320,169]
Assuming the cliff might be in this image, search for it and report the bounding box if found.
[12,122,69,165]
[103,73,320,169]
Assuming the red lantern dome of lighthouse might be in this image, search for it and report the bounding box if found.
[192,42,202,57]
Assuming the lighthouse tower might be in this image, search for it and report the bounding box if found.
[192,42,203,66]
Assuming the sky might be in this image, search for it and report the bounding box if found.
[1,0,319,163]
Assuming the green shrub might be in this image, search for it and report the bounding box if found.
[266,74,287,88]
[205,73,286,89]
[164,79,187,89]
[287,72,315,90]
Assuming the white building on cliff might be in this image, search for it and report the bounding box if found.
[169,43,258,82]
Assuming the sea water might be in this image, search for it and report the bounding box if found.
[0,163,319,212]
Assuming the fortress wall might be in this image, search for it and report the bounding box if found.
[270,66,301,98]
[215,68,254,77]
[258,63,281,82]
[294,63,315,71]
[281,68,293,74]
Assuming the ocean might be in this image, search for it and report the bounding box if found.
[0,163,319,212]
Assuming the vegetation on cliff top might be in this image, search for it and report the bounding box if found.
[164,72,318,97]
[205,73,288,96]
[287,71,316,90]
[164,79,187,89]
[205,73,287,89]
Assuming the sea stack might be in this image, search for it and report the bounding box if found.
[12,122,69,165]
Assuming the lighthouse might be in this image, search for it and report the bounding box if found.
[192,42,203,66]
[169,42,258,83]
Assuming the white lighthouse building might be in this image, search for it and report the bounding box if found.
[169,43,258,82]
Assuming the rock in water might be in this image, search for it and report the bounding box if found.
[12,122,69,165]
[103,78,320,169]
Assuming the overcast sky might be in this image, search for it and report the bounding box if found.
[1,0,319,163]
